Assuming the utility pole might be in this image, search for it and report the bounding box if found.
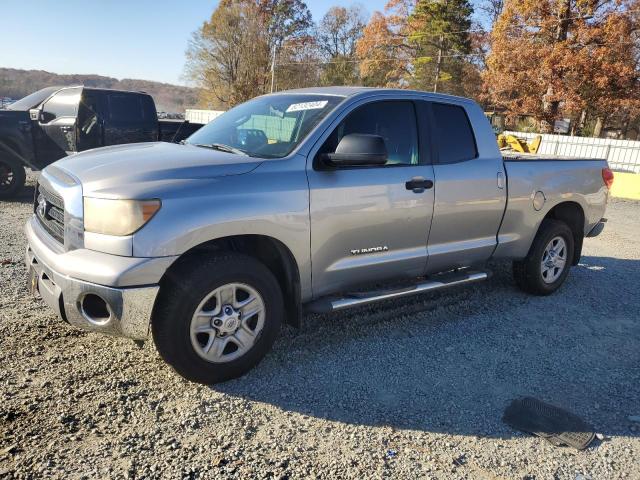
[433,34,443,93]
[270,44,277,93]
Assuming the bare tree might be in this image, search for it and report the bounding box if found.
[316,4,368,85]
[185,0,313,108]
[478,0,504,26]
[185,0,269,107]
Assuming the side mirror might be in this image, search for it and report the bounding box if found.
[32,109,54,123]
[321,134,387,167]
[41,111,56,123]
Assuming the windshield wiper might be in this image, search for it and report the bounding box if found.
[192,143,249,156]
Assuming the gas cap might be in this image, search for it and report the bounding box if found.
[533,191,546,211]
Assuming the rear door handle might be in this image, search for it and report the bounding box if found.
[405,177,433,193]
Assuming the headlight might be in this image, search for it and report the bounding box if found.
[83,198,161,236]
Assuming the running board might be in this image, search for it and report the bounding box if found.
[306,270,490,314]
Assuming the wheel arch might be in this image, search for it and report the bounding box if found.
[541,201,585,265]
[156,234,303,327]
[0,137,29,198]
[0,136,20,156]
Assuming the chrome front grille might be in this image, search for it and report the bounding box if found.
[35,183,65,244]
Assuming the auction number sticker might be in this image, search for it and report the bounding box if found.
[286,100,328,112]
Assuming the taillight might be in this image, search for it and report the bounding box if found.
[602,167,614,189]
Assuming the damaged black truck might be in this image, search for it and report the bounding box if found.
[0,86,203,198]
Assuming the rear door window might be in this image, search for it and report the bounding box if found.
[431,103,477,163]
[108,94,145,123]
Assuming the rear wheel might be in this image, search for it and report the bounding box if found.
[152,252,283,384]
[0,156,26,199]
[513,219,575,295]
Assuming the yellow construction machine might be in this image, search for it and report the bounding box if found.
[497,133,542,154]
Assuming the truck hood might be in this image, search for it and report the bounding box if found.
[52,142,262,198]
[0,109,30,124]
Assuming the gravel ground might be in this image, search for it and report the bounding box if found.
[1,174,639,479]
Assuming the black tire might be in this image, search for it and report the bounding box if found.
[0,156,26,199]
[513,218,575,295]
[152,252,283,384]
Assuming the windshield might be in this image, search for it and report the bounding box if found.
[6,86,61,111]
[186,94,343,158]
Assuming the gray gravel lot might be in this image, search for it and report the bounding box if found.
[1,174,639,479]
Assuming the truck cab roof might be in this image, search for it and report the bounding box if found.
[7,86,151,112]
[276,86,474,104]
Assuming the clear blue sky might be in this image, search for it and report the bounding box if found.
[0,0,389,85]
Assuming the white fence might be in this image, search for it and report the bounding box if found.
[504,131,640,173]
[185,109,225,124]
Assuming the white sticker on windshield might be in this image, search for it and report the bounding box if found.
[286,100,328,112]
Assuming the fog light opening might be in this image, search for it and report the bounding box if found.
[81,294,112,325]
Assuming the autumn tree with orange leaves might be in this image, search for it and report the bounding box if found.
[484,0,640,133]
[356,0,481,96]
[355,2,411,87]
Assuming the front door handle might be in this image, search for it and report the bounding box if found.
[405,177,433,193]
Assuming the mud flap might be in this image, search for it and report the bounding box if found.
[503,397,596,450]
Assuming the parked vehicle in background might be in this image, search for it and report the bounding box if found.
[0,97,15,109]
[0,86,203,198]
[24,87,611,384]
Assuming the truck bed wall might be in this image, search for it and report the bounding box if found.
[158,120,203,143]
[494,158,608,260]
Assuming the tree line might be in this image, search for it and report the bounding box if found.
[0,68,199,113]
[185,0,640,137]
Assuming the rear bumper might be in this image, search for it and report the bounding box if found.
[586,218,607,238]
[24,217,175,340]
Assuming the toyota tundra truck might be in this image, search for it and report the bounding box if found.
[24,87,612,384]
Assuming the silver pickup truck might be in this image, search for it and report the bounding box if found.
[25,87,612,384]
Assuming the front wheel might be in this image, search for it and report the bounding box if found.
[152,253,283,384]
[513,219,575,295]
[0,156,26,199]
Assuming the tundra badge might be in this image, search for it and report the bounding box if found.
[350,246,389,255]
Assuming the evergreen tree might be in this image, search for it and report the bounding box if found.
[408,0,474,94]
[356,0,478,97]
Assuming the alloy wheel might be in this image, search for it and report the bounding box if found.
[540,236,567,284]
[189,282,265,363]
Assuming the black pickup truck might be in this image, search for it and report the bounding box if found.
[0,86,204,198]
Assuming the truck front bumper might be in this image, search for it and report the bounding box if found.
[25,217,177,340]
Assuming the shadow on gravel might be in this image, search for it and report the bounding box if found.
[217,256,640,440]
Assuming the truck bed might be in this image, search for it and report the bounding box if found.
[158,119,204,143]
[495,154,609,261]
[502,151,606,162]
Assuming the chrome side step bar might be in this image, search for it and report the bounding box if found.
[306,270,489,314]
